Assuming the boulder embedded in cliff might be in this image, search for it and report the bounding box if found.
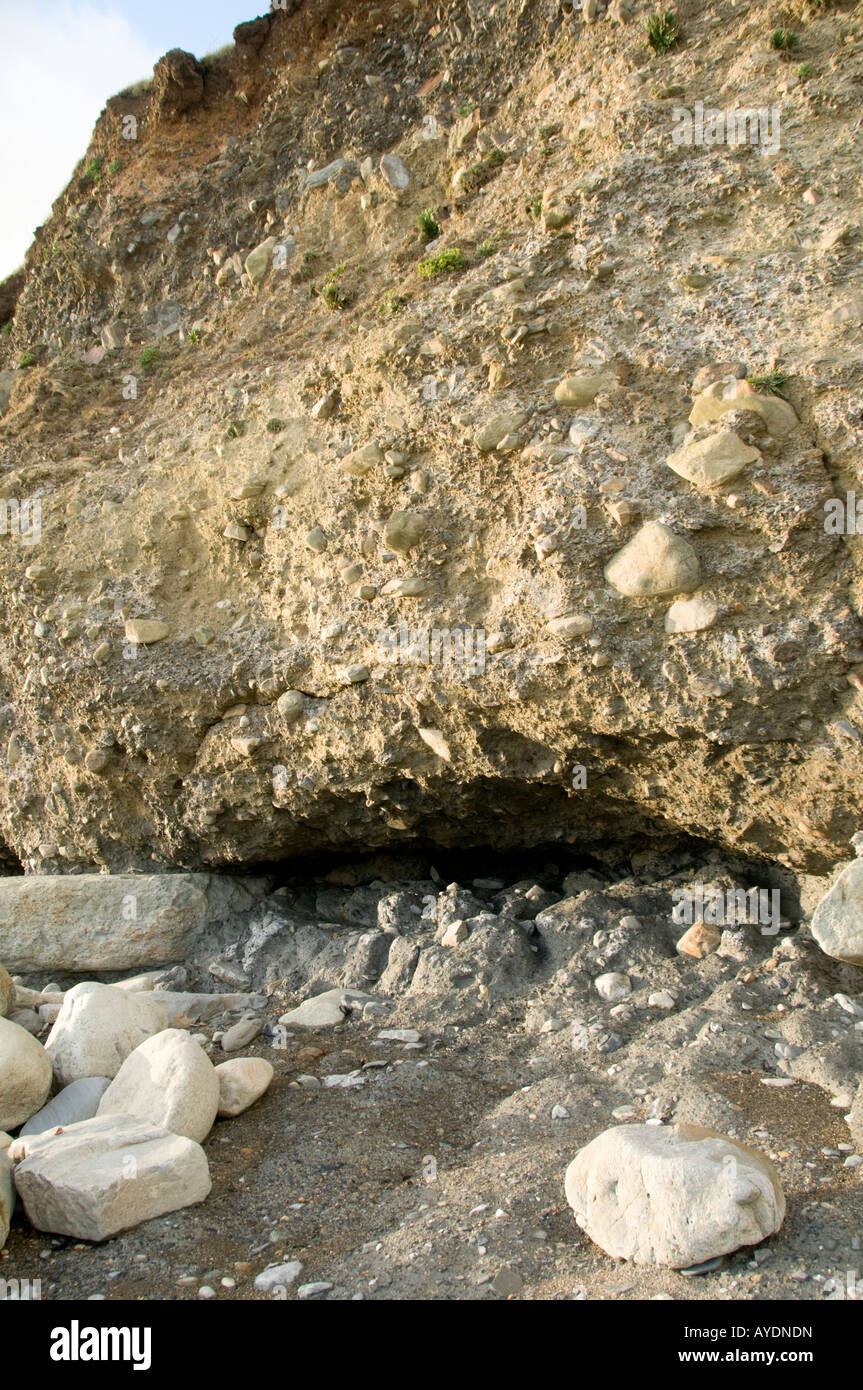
[0,873,256,973]
[152,49,204,120]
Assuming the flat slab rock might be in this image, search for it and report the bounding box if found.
[278,988,378,1027]
[564,1122,785,1268]
[0,873,262,972]
[10,1114,211,1242]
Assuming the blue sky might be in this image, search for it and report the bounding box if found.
[0,0,253,279]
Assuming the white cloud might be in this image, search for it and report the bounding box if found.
[0,4,160,280]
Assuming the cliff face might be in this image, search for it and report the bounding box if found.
[1,0,863,875]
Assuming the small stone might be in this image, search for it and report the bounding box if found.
[254,1261,303,1294]
[340,442,383,477]
[442,920,469,947]
[475,412,529,452]
[595,972,631,1002]
[554,372,616,408]
[124,619,170,645]
[380,154,410,189]
[298,1281,333,1300]
[604,521,700,598]
[689,380,797,437]
[220,1017,264,1052]
[417,727,451,761]
[279,989,375,1028]
[546,613,593,639]
[304,526,327,552]
[664,598,718,634]
[384,511,426,554]
[667,432,760,490]
[276,690,304,722]
[244,237,277,286]
[215,1058,274,1117]
[344,664,370,684]
[676,922,721,958]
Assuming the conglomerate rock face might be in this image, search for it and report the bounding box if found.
[1,0,862,874]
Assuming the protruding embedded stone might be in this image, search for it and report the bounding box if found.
[0,873,252,973]
[276,690,304,722]
[664,598,718,634]
[605,521,700,598]
[689,379,798,436]
[384,510,426,554]
[340,442,382,476]
[475,411,529,452]
[124,618,170,645]
[546,614,593,639]
[10,1115,211,1242]
[677,922,721,958]
[380,153,410,190]
[554,372,616,408]
[667,431,761,489]
[244,237,277,286]
[564,1123,785,1267]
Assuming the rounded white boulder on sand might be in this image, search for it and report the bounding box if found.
[215,1057,274,1117]
[98,1028,219,1142]
[564,1122,785,1268]
[0,1016,53,1131]
[45,982,168,1086]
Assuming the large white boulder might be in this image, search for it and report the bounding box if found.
[1,1130,13,1246]
[0,964,14,1017]
[45,983,168,1087]
[0,873,262,972]
[20,1077,111,1136]
[0,1016,53,1130]
[10,1115,211,1242]
[98,1029,219,1142]
[216,1058,274,1117]
[564,1123,785,1268]
[811,858,863,965]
